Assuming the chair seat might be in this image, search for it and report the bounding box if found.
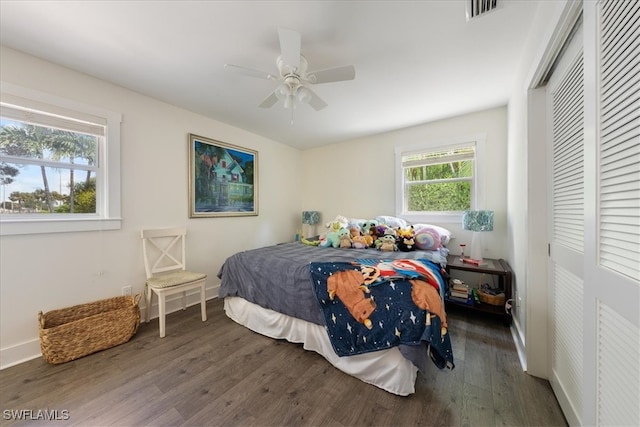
[146,270,206,289]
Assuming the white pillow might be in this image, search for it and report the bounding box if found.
[375,215,409,229]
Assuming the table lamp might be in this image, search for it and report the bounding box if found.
[302,211,320,238]
[462,210,494,261]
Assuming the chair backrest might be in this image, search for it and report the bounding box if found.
[141,227,188,279]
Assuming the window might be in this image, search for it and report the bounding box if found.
[395,136,485,223]
[0,83,122,235]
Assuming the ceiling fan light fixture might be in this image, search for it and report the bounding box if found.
[275,83,290,100]
[225,28,355,116]
[284,94,295,109]
[296,86,311,104]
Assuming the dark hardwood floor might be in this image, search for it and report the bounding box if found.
[1,298,567,427]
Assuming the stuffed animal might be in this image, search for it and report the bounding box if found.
[397,226,416,252]
[327,270,376,329]
[325,215,349,232]
[301,237,320,246]
[376,224,391,237]
[351,234,368,249]
[360,220,380,248]
[338,228,352,248]
[319,231,340,248]
[376,231,398,251]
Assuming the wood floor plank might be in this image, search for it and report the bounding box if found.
[0,297,568,427]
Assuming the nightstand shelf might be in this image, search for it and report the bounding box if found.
[445,254,513,325]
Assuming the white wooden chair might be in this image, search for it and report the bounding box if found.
[141,227,207,337]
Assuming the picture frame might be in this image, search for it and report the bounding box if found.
[188,133,258,218]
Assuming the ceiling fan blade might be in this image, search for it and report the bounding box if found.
[305,87,328,111]
[224,64,276,80]
[308,65,356,84]
[259,91,279,108]
[278,28,301,70]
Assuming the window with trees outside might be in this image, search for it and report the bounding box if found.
[0,84,121,235]
[395,138,483,224]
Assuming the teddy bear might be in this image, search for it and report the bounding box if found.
[327,269,376,329]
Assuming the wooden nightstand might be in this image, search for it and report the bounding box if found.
[445,254,513,325]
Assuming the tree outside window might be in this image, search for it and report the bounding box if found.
[0,113,99,215]
[400,145,476,213]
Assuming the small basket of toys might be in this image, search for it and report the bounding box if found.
[38,295,141,364]
[477,284,505,306]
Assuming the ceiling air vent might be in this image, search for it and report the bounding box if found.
[466,0,498,21]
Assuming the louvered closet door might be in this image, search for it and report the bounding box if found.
[546,18,585,426]
[547,2,640,426]
[585,1,639,426]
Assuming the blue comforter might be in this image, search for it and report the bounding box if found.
[310,259,454,370]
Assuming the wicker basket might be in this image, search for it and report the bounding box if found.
[477,290,505,306]
[38,294,141,364]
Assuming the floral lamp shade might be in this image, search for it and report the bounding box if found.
[462,210,494,232]
[302,211,320,225]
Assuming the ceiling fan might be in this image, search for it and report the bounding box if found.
[224,28,356,113]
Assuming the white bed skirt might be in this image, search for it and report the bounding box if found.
[223,296,418,396]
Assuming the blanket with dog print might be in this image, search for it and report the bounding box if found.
[310,259,454,370]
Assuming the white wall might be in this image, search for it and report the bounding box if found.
[506,0,571,377]
[0,46,304,368]
[301,106,509,260]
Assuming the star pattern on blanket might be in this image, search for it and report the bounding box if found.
[310,259,454,370]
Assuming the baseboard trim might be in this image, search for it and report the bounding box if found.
[0,339,42,370]
[511,317,527,371]
[0,285,220,370]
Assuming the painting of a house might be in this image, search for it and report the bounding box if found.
[190,134,257,217]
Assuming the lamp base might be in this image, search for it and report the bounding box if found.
[303,224,316,238]
[469,232,484,261]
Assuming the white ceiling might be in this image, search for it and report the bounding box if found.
[0,1,544,149]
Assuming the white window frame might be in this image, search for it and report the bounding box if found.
[395,134,486,224]
[0,82,122,235]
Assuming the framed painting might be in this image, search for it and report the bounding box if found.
[188,133,258,218]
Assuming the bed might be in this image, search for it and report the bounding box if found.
[218,233,454,396]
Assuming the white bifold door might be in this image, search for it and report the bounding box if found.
[547,2,639,426]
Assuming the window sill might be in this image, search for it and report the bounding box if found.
[0,217,122,236]
[399,211,464,225]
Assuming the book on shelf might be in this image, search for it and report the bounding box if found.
[451,283,468,291]
[450,290,469,299]
[447,295,473,305]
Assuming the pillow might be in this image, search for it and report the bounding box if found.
[413,223,452,246]
[375,215,409,229]
[414,227,443,250]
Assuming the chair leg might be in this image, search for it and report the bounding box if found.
[145,285,153,323]
[182,291,187,311]
[158,294,166,338]
[200,284,207,322]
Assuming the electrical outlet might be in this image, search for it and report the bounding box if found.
[122,285,132,297]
